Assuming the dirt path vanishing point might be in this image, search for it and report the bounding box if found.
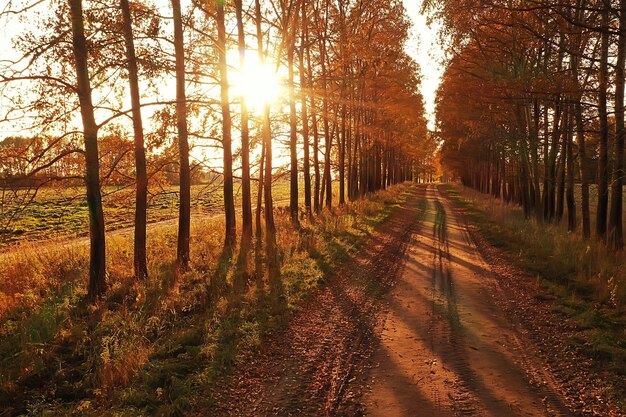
[363,184,573,417]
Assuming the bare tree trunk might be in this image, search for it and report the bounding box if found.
[69,0,106,298]
[254,132,265,274]
[306,39,321,213]
[596,0,610,240]
[528,100,542,220]
[318,3,332,208]
[287,27,300,226]
[299,0,312,217]
[235,0,253,249]
[255,0,277,268]
[566,106,577,232]
[216,1,237,251]
[172,0,191,271]
[609,0,626,249]
[575,98,591,238]
[339,102,346,205]
[556,108,568,222]
[120,0,148,281]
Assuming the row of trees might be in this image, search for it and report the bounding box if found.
[434,0,626,249]
[0,0,432,298]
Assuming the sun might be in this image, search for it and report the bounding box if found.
[228,49,285,113]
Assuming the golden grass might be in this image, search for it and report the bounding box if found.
[454,185,626,308]
[0,183,411,415]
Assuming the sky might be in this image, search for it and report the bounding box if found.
[0,0,446,135]
[402,0,446,130]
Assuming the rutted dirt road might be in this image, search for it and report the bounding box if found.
[214,183,591,416]
[363,184,572,416]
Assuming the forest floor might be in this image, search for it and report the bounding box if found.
[211,184,624,417]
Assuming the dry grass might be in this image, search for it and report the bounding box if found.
[0,183,411,416]
[453,185,626,308]
[446,184,626,400]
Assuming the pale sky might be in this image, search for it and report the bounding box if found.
[402,0,446,131]
[0,0,446,135]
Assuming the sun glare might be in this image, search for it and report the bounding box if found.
[228,49,285,112]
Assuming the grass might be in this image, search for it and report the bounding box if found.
[0,179,305,248]
[0,182,411,416]
[445,184,626,410]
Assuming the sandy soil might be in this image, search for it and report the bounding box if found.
[362,185,573,417]
[207,184,621,416]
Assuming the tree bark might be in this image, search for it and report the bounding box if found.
[299,0,312,217]
[216,1,237,250]
[306,37,321,212]
[608,0,626,250]
[255,0,277,269]
[172,0,191,271]
[287,23,300,226]
[69,0,106,298]
[235,0,253,248]
[596,0,610,240]
[120,0,148,281]
[566,106,577,232]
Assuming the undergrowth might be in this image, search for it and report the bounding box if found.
[0,183,411,416]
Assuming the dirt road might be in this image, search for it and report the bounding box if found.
[213,184,581,417]
[363,184,572,416]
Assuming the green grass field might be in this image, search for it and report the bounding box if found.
[0,179,313,247]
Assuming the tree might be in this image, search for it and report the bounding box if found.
[255,0,277,269]
[215,0,237,251]
[120,0,148,280]
[172,0,191,271]
[69,0,107,298]
[608,0,626,250]
[235,0,253,250]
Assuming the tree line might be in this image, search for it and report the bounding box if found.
[0,0,432,299]
[433,0,626,250]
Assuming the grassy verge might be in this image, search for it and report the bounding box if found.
[0,183,412,416]
[444,184,626,408]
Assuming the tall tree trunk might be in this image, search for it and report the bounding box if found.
[287,27,300,226]
[235,0,253,248]
[321,59,332,208]
[69,0,106,298]
[597,0,610,239]
[609,0,626,250]
[216,1,237,250]
[120,0,148,280]
[339,102,346,204]
[306,39,321,213]
[299,0,312,217]
[172,0,191,271]
[255,0,277,268]
[547,98,562,221]
[556,107,569,222]
[575,98,591,238]
[528,100,542,220]
[542,102,551,220]
[566,106,577,232]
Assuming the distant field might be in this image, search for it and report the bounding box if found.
[0,180,291,247]
[0,179,342,248]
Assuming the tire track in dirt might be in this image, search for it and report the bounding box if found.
[445,185,626,417]
[363,184,575,417]
[209,187,425,417]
